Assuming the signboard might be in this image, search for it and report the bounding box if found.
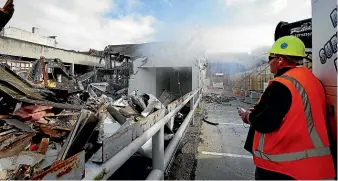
[312,0,337,174]
[312,0,337,87]
[275,18,312,48]
[212,82,224,89]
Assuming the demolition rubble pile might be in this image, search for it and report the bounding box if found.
[203,93,237,104]
[0,63,176,180]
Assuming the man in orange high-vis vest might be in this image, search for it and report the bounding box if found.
[238,36,336,180]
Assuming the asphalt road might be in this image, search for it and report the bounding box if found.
[195,89,255,180]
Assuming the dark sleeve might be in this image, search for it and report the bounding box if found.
[248,81,292,133]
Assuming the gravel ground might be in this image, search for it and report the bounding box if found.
[166,107,204,180]
[166,88,258,180]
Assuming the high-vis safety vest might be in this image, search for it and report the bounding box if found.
[252,67,336,180]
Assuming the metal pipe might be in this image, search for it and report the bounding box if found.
[164,95,201,169]
[146,169,163,180]
[190,96,195,125]
[89,89,201,180]
[151,127,164,180]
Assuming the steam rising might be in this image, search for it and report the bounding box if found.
[133,27,208,67]
[133,24,270,69]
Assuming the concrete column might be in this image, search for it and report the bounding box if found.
[71,63,75,76]
[152,127,164,180]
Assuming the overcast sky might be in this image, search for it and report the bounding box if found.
[1,0,311,54]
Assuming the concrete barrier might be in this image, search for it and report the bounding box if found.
[0,36,104,67]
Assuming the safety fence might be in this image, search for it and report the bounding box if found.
[84,87,202,180]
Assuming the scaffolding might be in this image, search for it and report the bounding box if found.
[229,63,274,92]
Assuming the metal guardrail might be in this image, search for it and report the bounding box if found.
[84,87,202,180]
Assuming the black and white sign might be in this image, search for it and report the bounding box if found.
[318,7,337,73]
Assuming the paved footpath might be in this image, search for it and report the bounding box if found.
[195,89,255,180]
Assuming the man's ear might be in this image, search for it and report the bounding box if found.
[278,57,283,66]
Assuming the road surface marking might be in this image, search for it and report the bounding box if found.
[201,151,253,159]
[217,123,244,126]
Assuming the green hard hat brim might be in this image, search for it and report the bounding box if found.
[267,51,306,57]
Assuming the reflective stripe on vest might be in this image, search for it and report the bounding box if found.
[254,74,331,162]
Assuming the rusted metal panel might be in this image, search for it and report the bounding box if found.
[132,109,165,141]
[39,126,60,138]
[90,90,198,164]
[151,109,165,127]
[101,124,133,163]
[0,128,16,136]
[0,132,35,159]
[84,89,201,179]
[97,110,121,143]
[90,121,132,163]
[133,119,146,140]
[96,109,165,163]
[0,132,15,142]
[32,150,85,180]
[132,112,160,140]
[144,114,154,130]
[167,98,182,112]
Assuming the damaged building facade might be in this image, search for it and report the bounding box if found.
[0,25,104,80]
[1,27,58,47]
[103,42,207,98]
[0,23,207,180]
[0,3,207,177]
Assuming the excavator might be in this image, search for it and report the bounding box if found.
[0,0,14,32]
[274,0,337,176]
